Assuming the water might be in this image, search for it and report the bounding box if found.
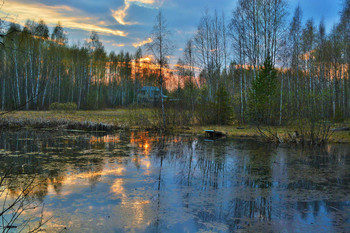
[0,130,349,232]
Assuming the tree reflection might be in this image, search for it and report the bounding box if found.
[172,139,350,232]
[0,130,349,232]
[0,168,51,232]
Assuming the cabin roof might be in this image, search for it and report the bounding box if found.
[140,86,160,91]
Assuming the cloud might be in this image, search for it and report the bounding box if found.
[126,0,157,7]
[132,37,152,47]
[111,0,161,25]
[0,0,127,37]
[112,43,126,47]
[98,21,107,25]
[111,3,135,25]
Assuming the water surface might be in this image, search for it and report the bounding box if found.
[0,130,349,232]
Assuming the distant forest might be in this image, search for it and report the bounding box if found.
[1,0,350,126]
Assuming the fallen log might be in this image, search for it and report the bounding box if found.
[331,127,350,132]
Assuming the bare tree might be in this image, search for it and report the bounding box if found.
[147,10,174,130]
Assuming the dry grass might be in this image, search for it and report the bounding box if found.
[5,109,152,123]
[2,109,132,125]
[329,131,350,143]
[0,109,155,130]
[1,110,349,143]
[184,125,350,143]
[185,125,259,138]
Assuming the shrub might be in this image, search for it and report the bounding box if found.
[128,107,152,128]
[194,86,217,125]
[49,102,77,113]
[256,119,332,145]
[49,102,60,111]
[194,85,233,125]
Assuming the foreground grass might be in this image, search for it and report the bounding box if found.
[2,109,132,125]
[1,109,350,143]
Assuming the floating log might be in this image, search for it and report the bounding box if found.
[204,130,226,138]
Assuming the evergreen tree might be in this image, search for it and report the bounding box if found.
[215,84,233,125]
[248,55,278,125]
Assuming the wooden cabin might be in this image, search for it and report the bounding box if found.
[137,86,167,103]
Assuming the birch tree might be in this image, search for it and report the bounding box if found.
[147,10,174,130]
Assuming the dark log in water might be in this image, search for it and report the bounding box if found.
[204,130,226,138]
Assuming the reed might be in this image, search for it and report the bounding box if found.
[0,117,116,131]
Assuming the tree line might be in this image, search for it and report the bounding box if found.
[175,0,350,125]
[0,20,159,111]
[1,0,350,126]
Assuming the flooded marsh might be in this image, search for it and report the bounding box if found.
[0,130,349,232]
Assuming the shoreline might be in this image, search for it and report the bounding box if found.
[1,110,350,144]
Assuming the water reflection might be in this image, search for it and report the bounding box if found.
[0,130,349,232]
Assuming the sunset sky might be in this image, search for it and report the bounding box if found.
[0,0,343,59]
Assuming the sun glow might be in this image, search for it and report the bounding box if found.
[104,54,199,90]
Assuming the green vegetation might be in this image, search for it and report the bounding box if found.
[49,102,77,113]
[248,56,278,125]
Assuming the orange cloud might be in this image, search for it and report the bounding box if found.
[126,0,158,8]
[112,3,135,25]
[132,37,153,47]
[111,0,161,25]
[0,1,127,37]
[112,43,126,47]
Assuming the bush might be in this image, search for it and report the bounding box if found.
[256,119,333,145]
[194,86,217,125]
[49,102,60,111]
[194,85,233,125]
[49,102,77,113]
[128,107,152,128]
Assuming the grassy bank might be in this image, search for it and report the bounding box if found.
[0,110,134,131]
[184,125,350,144]
[1,109,133,126]
[1,110,350,143]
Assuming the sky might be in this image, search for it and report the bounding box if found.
[0,0,344,62]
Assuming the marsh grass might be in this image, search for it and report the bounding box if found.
[255,120,333,145]
[0,110,139,131]
[127,107,154,129]
[1,110,349,143]
[0,117,116,131]
[0,109,159,131]
[187,124,350,143]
